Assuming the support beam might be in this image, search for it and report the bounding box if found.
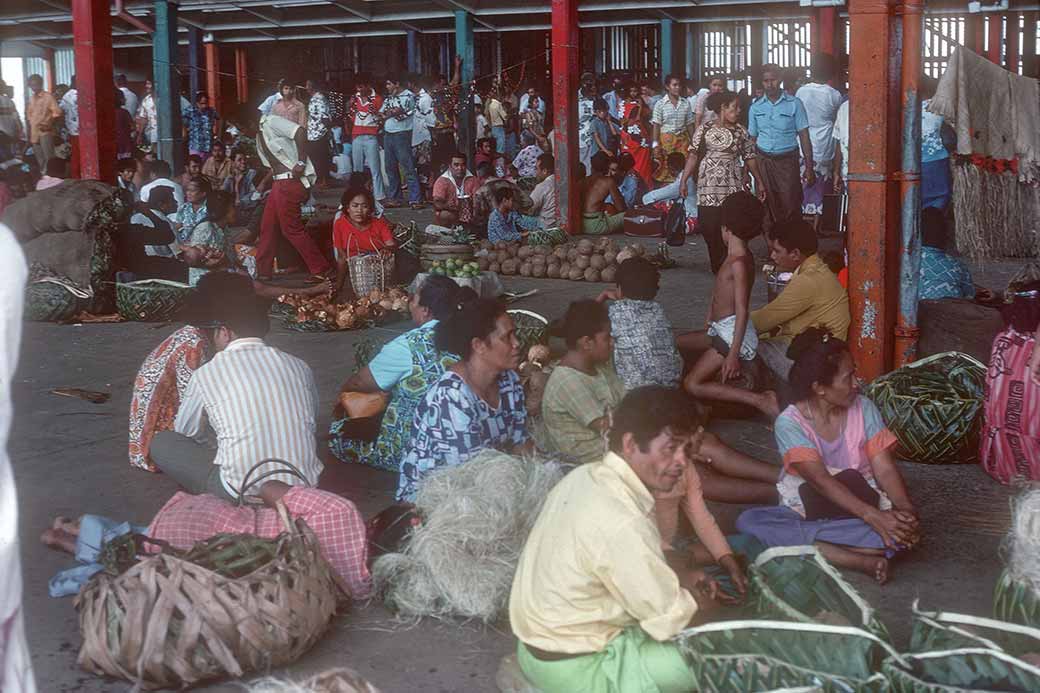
[684,24,695,81]
[153,0,183,172]
[847,0,900,380]
[187,26,201,101]
[1025,12,1038,78]
[988,14,1003,64]
[1006,11,1020,73]
[455,10,475,168]
[204,39,220,114]
[42,47,55,92]
[551,0,580,235]
[407,30,420,73]
[72,0,116,183]
[751,20,765,82]
[895,0,923,367]
[235,46,248,104]
[816,6,838,58]
[660,18,674,77]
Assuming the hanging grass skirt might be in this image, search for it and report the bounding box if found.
[863,351,986,464]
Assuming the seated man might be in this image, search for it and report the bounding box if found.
[471,166,533,231]
[202,141,233,188]
[510,386,725,691]
[116,187,188,282]
[582,151,626,235]
[139,159,185,205]
[222,147,270,237]
[431,152,478,227]
[528,153,557,230]
[642,152,697,219]
[616,152,648,209]
[150,272,324,500]
[750,217,850,381]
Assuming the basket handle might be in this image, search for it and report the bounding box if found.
[234,458,311,505]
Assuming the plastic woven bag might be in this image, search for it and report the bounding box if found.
[883,648,1040,692]
[911,602,1040,657]
[749,546,891,642]
[863,351,986,464]
[675,620,896,692]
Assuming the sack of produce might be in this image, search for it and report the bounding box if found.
[863,351,986,464]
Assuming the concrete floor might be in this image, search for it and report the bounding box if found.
[12,203,1025,692]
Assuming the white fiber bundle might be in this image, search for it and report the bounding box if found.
[242,668,380,693]
[373,449,565,622]
[1007,488,1040,595]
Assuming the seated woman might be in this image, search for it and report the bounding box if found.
[737,328,920,584]
[396,297,528,503]
[333,186,397,301]
[42,480,371,599]
[329,275,461,471]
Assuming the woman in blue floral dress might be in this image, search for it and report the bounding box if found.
[396,296,528,503]
[329,276,462,471]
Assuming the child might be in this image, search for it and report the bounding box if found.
[116,157,138,197]
[682,191,780,418]
[590,97,620,157]
[486,186,538,243]
[596,256,683,390]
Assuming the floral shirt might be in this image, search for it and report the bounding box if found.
[307,91,331,141]
[513,144,543,178]
[608,299,683,390]
[184,105,218,152]
[184,220,233,286]
[175,202,208,242]
[59,89,79,136]
[921,99,949,164]
[919,246,974,300]
[396,370,527,502]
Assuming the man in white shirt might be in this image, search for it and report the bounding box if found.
[794,55,842,216]
[59,77,80,177]
[381,76,422,207]
[116,74,139,125]
[136,79,158,147]
[151,272,323,500]
[139,159,185,205]
[831,99,850,193]
[529,152,557,229]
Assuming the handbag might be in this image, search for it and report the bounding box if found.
[345,231,394,297]
[664,200,686,246]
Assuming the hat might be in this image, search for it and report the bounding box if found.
[179,271,266,333]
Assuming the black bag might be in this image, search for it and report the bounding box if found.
[664,200,686,246]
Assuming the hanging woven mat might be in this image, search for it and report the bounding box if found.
[883,648,1040,692]
[863,351,986,464]
[75,502,341,691]
[748,545,891,643]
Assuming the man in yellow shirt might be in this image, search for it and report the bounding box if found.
[509,386,723,692]
[751,217,850,381]
[26,74,62,169]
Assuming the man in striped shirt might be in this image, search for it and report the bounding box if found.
[150,273,323,499]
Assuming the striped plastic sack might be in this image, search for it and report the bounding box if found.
[675,620,896,693]
[883,648,1040,692]
[911,601,1040,657]
[749,545,891,643]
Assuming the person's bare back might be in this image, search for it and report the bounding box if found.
[583,174,620,214]
[709,250,754,322]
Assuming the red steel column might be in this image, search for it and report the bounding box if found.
[1007,13,1020,73]
[817,7,838,58]
[988,14,1003,64]
[968,15,984,55]
[551,0,581,235]
[847,0,900,380]
[72,0,115,183]
[235,47,248,105]
[205,40,221,114]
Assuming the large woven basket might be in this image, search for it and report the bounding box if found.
[883,648,1040,692]
[911,602,1040,657]
[749,546,891,642]
[863,351,986,464]
[675,620,896,692]
[507,309,549,356]
[995,568,1040,630]
[527,227,567,247]
[75,506,341,690]
[116,279,195,322]
[25,280,87,322]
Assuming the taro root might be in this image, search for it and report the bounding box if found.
[520,262,532,277]
[568,267,585,281]
[546,264,561,279]
[574,255,591,270]
[584,268,601,282]
[589,255,606,270]
[600,265,618,283]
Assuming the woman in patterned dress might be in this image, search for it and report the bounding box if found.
[395,296,528,503]
[678,90,764,274]
[329,275,462,471]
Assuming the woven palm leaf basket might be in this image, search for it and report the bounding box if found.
[527,227,567,247]
[749,546,891,642]
[25,279,87,322]
[507,309,548,356]
[863,351,986,464]
[996,570,1040,631]
[910,601,1040,658]
[994,489,1040,630]
[116,279,195,322]
[75,505,341,691]
[883,648,1040,692]
[675,620,896,692]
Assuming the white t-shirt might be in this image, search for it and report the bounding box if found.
[140,177,185,205]
[119,87,139,122]
[795,82,843,177]
[831,99,849,181]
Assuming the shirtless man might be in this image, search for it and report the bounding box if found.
[681,191,780,418]
[581,151,626,235]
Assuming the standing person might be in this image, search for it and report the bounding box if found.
[590,98,620,159]
[116,74,138,123]
[136,79,158,149]
[26,73,61,169]
[431,152,479,228]
[795,55,842,220]
[651,74,696,184]
[486,88,508,161]
[58,76,79,177]
[430,57,462,178]
[305,79,332,190]
[412,76,435,194]
[677,90,763,273]
[255,113,332,281]
[601,75,625,120]
[183,91,219,160]
[114,89,136,159]
[577,74,598,177]
[271,79,306,126]
[201,140,233,188]
[831,98,850,195]
[0,222,36,693]
[920,77,953,211]
[694,75,726,130]
[529,153,557,230]
[349,76,386,204]
[748,64,814,228]
[619,81,654,186]
[381,76,423,209]
[150,272,324,500]
[519,86,546,137]
[0,80,24,162]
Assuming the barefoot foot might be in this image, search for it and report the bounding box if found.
[757,390,781,419]
[41,528,77,554]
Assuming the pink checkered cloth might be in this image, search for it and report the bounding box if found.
[147,486,372,599]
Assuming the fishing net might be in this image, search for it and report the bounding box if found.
[675,620,895,692]
[883,648,1040,692]
[910,602,1040,658]
[863,351,986,464]
[749,546,891,642]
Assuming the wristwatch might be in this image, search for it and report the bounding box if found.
[295,160,306,167]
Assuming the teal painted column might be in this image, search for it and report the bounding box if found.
[660,18,674,78]
[153,0,183,172]
[407,30,419,73]
[187,25,200,100]
[455,10,474,167]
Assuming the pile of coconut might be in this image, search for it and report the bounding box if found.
[474,238,651,282]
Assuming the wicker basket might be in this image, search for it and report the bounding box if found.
[995,568,1040,630]
[675,620,896,692]
[507,309,549,356]
[116,279,195,322]
[863,351,986,464]
[25,280,87,322]
[911,602,1040,657]
[75,505,341,690]
[883,648,1040,692]
[749,546,891,642]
